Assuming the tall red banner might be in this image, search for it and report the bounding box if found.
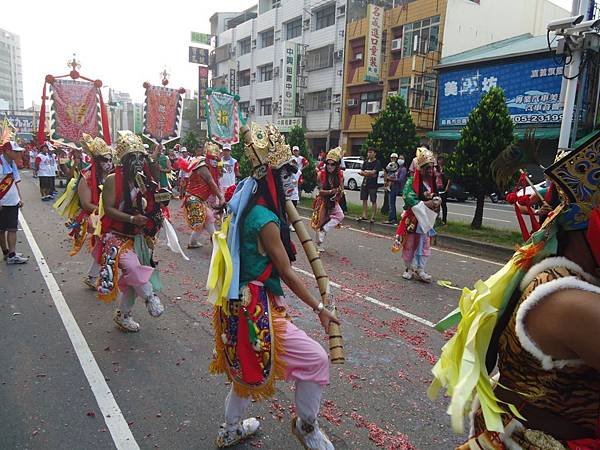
[142,85,183,145]
[50,79,104,144]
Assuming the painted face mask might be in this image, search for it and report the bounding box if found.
[326,160,337,173]
[100,158,113,174]
[128,152,146,175]
[279,166,296,199]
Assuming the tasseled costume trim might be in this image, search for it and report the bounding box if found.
[96,239,133,303]
[209,305,288,401]
[69,219,89,256]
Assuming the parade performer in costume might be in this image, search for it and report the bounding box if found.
[180,141,224,249]
[54,133,114,289]
[98,131,165,332]
[429,134,600,450]
[311,147,345,253]
[393,147,440,283]
[207,122,340,449]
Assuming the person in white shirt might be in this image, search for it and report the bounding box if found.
[35,142,56,201]
[0,141,29,264]
[219,143,239,191]
[29,148,38,177]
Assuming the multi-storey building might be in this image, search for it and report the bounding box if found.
[0,28,24,111]
[340,0,569,155]
[210,0,347,153]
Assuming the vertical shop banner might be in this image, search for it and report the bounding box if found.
[364,4,383,83]
[229,62,237,95]
[282,41,298,117]
[49,79,104,144]
[198,66,209,119]
[133,104,143,134]
[206,90,239,145]
[142,85,183,145]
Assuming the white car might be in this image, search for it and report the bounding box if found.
[342,157,384,191]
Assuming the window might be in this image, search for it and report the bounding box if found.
[286,17,302,40]
[258,98,272,116]
[260,28,274,48]
[239,38,251,55]
[315,4,335,30]
[402,16,440,57]
[258,64,273,82]
[239,69,251,86]
[411,75,436,109]
[359,91,382,114]
[306,45,333,71]
[239,101,250,117]
[305,89,331,111]
[399,77,410,101]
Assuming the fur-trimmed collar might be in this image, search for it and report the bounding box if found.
[520,256,599,291]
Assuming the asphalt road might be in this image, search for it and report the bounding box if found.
[1,171,506,450]
[343,188,518,231]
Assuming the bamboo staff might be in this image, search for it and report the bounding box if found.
[285,200,345,364]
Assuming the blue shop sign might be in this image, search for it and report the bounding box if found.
[438,56,564,128]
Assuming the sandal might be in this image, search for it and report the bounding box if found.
[357,216,368,221]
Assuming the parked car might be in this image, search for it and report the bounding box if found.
[341,157,384,190]
[443,182,468,202]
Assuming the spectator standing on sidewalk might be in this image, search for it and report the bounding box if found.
[435,155,450,224]
[219,143,239,192]
[35,142,56,201]
[358,147,381,223]
[0,140,29,264]
[383,153,407,225]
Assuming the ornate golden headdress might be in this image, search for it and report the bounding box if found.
[416,147,435,169]
[241,122,293,179]
[205,141,220,159]
[544,132,600,231]
[326,147,342,163]
[115,131,146,163]
[81,133,112,159]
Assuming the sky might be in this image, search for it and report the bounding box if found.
[5,0,573,108]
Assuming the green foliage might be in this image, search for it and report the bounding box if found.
[231,141,251,179]
[364,95,419,165]
[446,87,515,193]
[446,87,515,228]
[286,125,317,194]
[182,131,199,152]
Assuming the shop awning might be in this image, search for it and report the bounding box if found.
[427,127,561,141]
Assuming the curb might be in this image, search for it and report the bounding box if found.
[296,205,514,262]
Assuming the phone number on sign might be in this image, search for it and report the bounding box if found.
[511,114,563,124]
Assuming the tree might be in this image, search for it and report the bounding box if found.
[446,87,515,229]
[286,125,317,194]
[364,95,419,164]
[364,95,419,214]
[231,141,251,179]
[182,131,199,152]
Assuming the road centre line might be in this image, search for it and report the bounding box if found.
[292,266,436,328]
[18,212,140,450]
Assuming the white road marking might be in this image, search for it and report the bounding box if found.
[449,203,514,214]
[322,220,506,267]
[19,213,140,450]
[292,266,436,328]
[447,211,511,223]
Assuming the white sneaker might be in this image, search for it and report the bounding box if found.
[6,254,29,264]
[216,418,260,448]
[292,417,334,450]
[402,268,413,280]
[83,276,97,291]
[3,252,23,261]
[414,269,432,283]
[145,293,165,317]
[187,241,202,249]
[289,224,296,232]
[113,309,140,332]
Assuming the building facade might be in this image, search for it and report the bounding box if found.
[210,0,347,154]
[340,0,569,155]
[0,28,24,111]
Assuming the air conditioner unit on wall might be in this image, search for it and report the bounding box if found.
[303,18,310,30]
[249,105,255,112]
[355,52,363,61]
[387,91,398,97]
[347,98,357,107]
[391,39,402,51]
[366,102,380,114]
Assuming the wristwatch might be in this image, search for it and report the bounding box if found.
[313,302,324,314]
